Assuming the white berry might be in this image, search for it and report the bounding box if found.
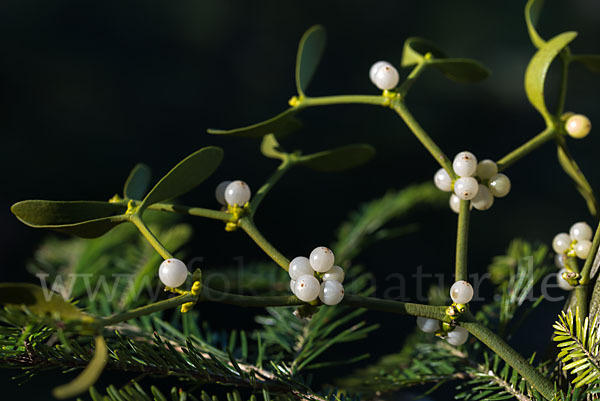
[224,180,251,206]
[575,240,592,259]
[290,279,296,294]
[565,114,591,139]
[557,268,575,291]
[471,184,494,211]
[570,222,593,242]
[158,258,188,288]
[322,265,345,283]
[454,177,479,200]
[434,168,453,192]
[294,274,321,302]
[453,151,478,177]
[215,180,231,206]
[476,159,498,180]
[309,246,335,273]
[289,256,313,280]
[552,233,571,254]
[372,64,399,90]
[450,280,474,304]
[446,326,469,346]
[488,174,511,198]
[416,317,440,333]
[369,61,392,85]
[319,280,345,305]
[555,253,567,269]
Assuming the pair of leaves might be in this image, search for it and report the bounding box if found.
[260,134,375,173]
[207,25,326,138]
[401,37,490,83]
[12,147,223,238]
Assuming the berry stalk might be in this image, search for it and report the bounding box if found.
[455,199,471,282]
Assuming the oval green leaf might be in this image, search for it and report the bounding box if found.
[260,134,288,160]
[572,54,600,74]
[297,144,375,172]
[428,59,490,83]
[53,336,108,399]
[11,200,127,238]
[140,146,224,211]
[296,25,327,96]
[123,163,152,200]
[401,37,446,67]
[207,108,302,138]
[524,31,577,121]
[525,0,546,48]
[0,283,88,321]
[556,142,598,217]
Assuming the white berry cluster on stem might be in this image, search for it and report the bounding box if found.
[434,151,511,213]
[553,221,594,290]
[369,61,400,91]
[215,180,252,207]
[289,247,345,305]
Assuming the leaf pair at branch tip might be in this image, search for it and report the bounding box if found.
[401,37,490,83]
[260,133,376,172]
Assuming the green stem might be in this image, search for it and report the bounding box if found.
[496,127,556,172]
[392,101,456,178]
[397,60,428,97]
[575,286,589,318]
[342,294,447,320]
[147,202,232,222]
[100,292,195,326]
[238,217,290,270]
[299,94,389,108]
[580,219,600,285]
[461,321,555,400]
[249,158,294,217]
[556,53,570,116]
[130,215,173,260]
[455,200,470,282]
[202,286,302,308]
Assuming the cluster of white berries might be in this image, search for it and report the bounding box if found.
[553,221,594,291]
[215,180,252,207]
[289,247,345,306]
[416,280,474,346]
[564,113,592,139]
[158,258,189,288]
[369,61,400,91]
[434,152,511,213]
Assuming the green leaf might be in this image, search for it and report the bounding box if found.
[524,31,577,121]
[207,108,302,138]
[556,141,598,217]
[123,163,152,200]
[11,200,127,238]
[296,25,327,96]
[0,283,88,321]
[52,336,108,399]
[572,54,600,74]
[139,146,223,211]
[401,37,489,83]
[260,134,288,161]
[296,144,375,172]
[525,0,546,48]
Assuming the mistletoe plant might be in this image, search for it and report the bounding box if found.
[4,1,600,400]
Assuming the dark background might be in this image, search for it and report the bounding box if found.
[1,1,599,399]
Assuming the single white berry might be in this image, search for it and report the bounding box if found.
[446,326,469,346]
[575,240,592,259]
[289,256,313,280]
[450,280,474,304]
[369,61,393,85]
[158,258,188,288]
[453,151,478,177]
[290,279,296,294]
[319,280,345,305]
[471,184,494,211]
[294,274,321,302]
[372,64,399,90]
[570,222,593,242]
[416,317,440,333]
[488,174,511,198]
[552,233,571,254]
[453,177,479,200]
[215,180,231,206]
[476,159,498,180]
[565,114,591,139]
[554,253,566,269]
[434,168,453,192]
[309,246,335,273]
[557,268,575,291]
[224,180,251,206]
[322,265,345,283]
